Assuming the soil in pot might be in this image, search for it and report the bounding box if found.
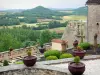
[68,62,85,75]
[23,56,37,67]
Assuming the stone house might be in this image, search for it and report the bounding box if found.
[51,39,67,51]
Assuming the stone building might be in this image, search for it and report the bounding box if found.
[61,21,86,46]
[62,0,100,46]
[86,0,100,44]
[51,39,67,51]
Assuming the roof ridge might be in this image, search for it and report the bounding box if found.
[86,0,100,4]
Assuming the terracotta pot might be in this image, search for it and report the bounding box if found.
[23,56,37,67]
[72,50,86,59]
[68,62,85,75]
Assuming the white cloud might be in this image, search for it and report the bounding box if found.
[0,0,87,9]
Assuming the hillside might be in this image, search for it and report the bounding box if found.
[73,6,88,16]
[0,6,87,26]
[20,6,71,18]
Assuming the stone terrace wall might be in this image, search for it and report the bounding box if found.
[0,46,38,62]
[0,64,67,75]
[0,55,100,75]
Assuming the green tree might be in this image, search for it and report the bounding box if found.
[0,33,22,52]
[39,30,52,46]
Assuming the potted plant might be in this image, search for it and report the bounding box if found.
[9,46,14,56]
[72,46,86,59]
[38,44,46,53]
[9,46,13,51]
[73,40,78,49]
[38,41,46,53]
[36,39,45,53]
[3,60,9,66]
[97,44,100,53]
[38,30,52,53]
[68,56,85,75]
[23,49,37,67]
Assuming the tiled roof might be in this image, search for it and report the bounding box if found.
[86,0,100,4]
[52,39,67,44]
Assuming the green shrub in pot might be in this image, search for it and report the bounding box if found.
[78,42,90,50]
[44,50,61,58]
[46,56,58,60]
[3,60,9,66]
[60,53,73,59]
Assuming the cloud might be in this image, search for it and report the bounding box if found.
[0,0,87,9]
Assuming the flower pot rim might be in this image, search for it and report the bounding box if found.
[23,55,37,67]
[24,55,37,58]
[69,62,85,68]
[23,56,37,60]
[72,50,86,53]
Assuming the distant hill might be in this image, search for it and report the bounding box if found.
[73,6,88,16]
[0,9,25,13]
[19,6,72,18]
[0,6,88,26]
[49,8,75,11]
[0,6,87,16]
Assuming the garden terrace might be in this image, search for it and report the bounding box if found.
[0,55,100,75]
[0,46,38,62]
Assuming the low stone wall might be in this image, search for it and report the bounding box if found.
[0,64,67,75]
[0,55,100,75]
[0,46,38,62]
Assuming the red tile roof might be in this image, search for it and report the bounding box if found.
[86,0,100,4]
[52,39,67,44]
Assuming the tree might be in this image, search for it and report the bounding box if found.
[0,33,22,52]
[39,30,52,46]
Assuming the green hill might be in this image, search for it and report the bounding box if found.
[21,6,71,18]
[72,6,88,16]
[0,6,88,26]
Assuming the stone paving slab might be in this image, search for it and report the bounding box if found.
[51,59,100,75]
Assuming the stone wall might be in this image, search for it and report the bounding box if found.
[0,55,100,75]
[0,63,67,75]
[0,46,38,62]
[87,5,100,44]
[0,68,67,75]
[62,21,86,46]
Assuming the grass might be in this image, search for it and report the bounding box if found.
[62,15,87,21]
[59,10,73,13]
[0,22,49,29]
[0,12,6,15]
[15,61,23,64]
[49,27,65,33]
[49,27,65,31]
[0,15,87,31]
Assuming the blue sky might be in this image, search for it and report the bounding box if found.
[0,0,87,9]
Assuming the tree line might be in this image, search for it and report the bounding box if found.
[0,28,62,52]
[32,21,68,30]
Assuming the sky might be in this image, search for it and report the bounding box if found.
[0,0,87,9]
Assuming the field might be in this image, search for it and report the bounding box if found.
[62,15,86,21]
[0,22,49,29]
[41,27,65,33]
[0,12,6,15]
[0,15,86,34]
[59,10,73,13]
